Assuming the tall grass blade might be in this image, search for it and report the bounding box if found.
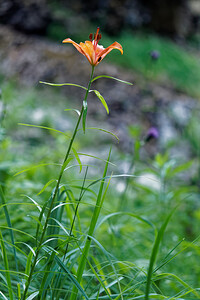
[0,229,13,300]
[0,291,8,300]
[26,291,39,300]
[89,256,112,300]
[35,197,49,245]
[51,168,89,299]
[70,148,111,300]
[46,188,64,249]
[96,212,155,231]
[154,272,200,298]
[145,206,177,300]
[42,248,89,300]
[87,235,124,299]
[0,185,18,273]
[24,250,34,280]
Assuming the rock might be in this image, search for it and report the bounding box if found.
[170,97,196,126]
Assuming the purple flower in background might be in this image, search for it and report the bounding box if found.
[145,127,159,142]
[150,50,160,61]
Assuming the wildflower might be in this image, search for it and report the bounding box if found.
[150,50,160,61]
[62,27,123,66]
[145,127,159,142]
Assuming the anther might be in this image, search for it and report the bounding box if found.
[89,33,93,41]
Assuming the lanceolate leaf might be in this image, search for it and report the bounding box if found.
[72,147,82,173]
[0,229,13,300]
[18,123,70,138]
[26,291,39,300]
[14,163,61,176]
[145,206,178,300]
[85,127,119,141]
[37,179,57,195]
[39,81,88,90]
[91,75,133,85]
[65,108,81,116]
[0,186,18,274]
[42,246,89,300]
[91,90,109,114]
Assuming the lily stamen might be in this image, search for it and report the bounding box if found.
[89,33,93,41]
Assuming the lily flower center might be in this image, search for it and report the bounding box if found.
[89,27,102,50]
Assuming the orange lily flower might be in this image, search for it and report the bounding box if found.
[62,27,123,66]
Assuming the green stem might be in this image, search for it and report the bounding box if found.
[22,66,95,300]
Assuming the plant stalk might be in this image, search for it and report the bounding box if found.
[22,66,95,300]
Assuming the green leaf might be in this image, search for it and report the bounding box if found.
[170,160,194,177]
[72,148,82,173]
[91,90,109,114]
[70,149,112,300]
[87,235,124,298]
[14,163,61,176]
[18,123,70,138]
[91,75,133,85]
[0,186,18,275]
[62,156,74,171]
[24,195,42,212]
[85,127,119,141]
[37,179,56,195]
[42,247,90,300]
[0,229,13,300]
[26,291,39,300]
[40,81,88,90]
[77,152,116,167]
[145,206,178,300]
[88,257,113,300]
[82,100,87,133]
[96,212,155,231]
[0,291,8,300]
[65,108,81,116]
[154,272,200,298]
[24,250,34,279]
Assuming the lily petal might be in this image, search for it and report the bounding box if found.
[62,38,86,56]
[98,42,123,60]
[79,41,94,65]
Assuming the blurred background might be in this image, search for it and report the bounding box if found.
[1,0,200,155]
